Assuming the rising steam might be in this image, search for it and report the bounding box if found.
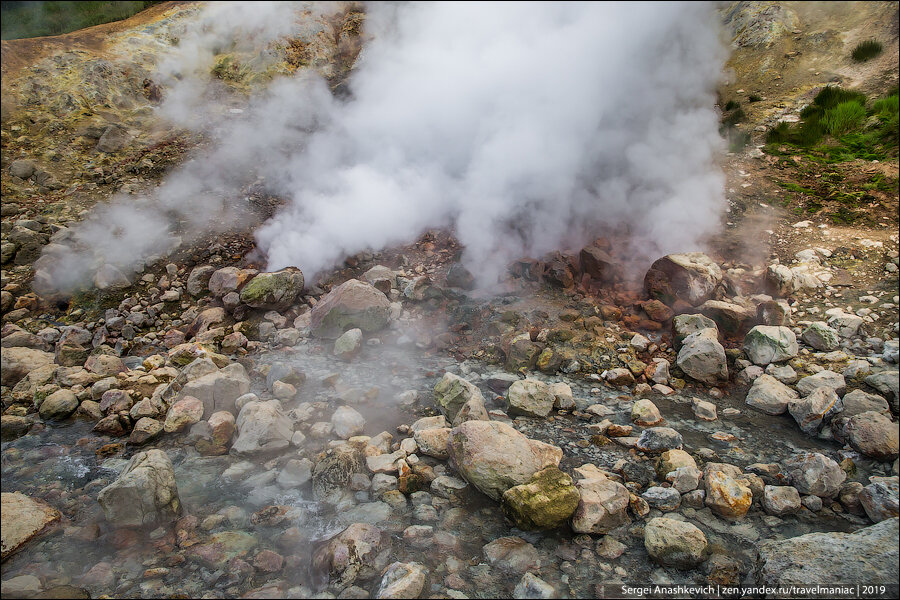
[36,1,728,295]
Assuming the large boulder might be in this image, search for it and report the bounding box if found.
[97,449,181,527]
[1,347,54,387]
[231,400,293,456]
[447,420,562,501]
[208,267,255,298]
[743,326,798,366]
[755,518,898,585]
[580,245,617,283]
[377,562,427,599]
[865,371,898,412]
[635,427,683,453]
[800,322,839,351]
[482,537,541,574]
[500,467,579,530]
[859,477,899,523]
[672,314,717,350]
[239,268,304,311]
[313,446,362,505]
[186,265,216,297]
[844,412,899,462]
[332,406,366,439]
[762,485,801,516]
[310,279,392,339]
[1,492,60,560]
[644,517,708,570]
[433,372,485,423]
[796,370,845,397]
[163,396,204,433]
[570,472,630,534]
[840,390,891,419]
[178,363,250,418]
[705,470,752,518]
[644,253,723,307]
[38,389,79,421]
[787,387,842,435]
[506,379,555,418]
[676,328,728,384]
[783,452,845,498]
[745,374,798,415]
[698,299,755,335]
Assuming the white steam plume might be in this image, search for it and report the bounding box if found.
[257,2,729,283]
[38,1,728,295]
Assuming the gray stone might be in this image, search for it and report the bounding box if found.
[783,452,845,498]
[642,486,681,511]
[859,477,899,523]
[672,314,717,350]
[447,420,561,501]
[788,387,842,435]
[186,265,216,296]
[755,518,898,585]
[506,379,554,418]
[231,400,293,456]
[334,328,363,358]
[97,449,181,527]
[239,268,304,311]
[571,472,630,534]
[762,485,801,516]
[745,374,798,415]
[38,389,78,421]
[433,372,484,423]
[796,370,845,397]
[743,326,798,366]
[178,363,250,418]
[376,561,426,599]
[800,322,839,351]
[843,411,899,462]
[841,390,890,418]
[644,253,723,307]
[332,406,366,439]
[1,347,54,387]
[635,427,683,453]
[513,572,555,599]
[644,517,708,569]
[865,371,898,412]
[676,328,728,384]
[310,279,392,339]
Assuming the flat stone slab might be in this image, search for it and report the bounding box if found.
[1,492,61,561]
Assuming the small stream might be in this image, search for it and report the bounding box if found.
[0,337,882,598]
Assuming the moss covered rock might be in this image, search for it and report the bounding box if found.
[239,268,304,311]
[501,467,579,530]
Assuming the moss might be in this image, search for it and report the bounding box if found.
[500,467,579,530]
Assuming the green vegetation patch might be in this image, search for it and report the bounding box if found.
[765,86,899,163]
[1,1,160,40]
[851,39,883,62]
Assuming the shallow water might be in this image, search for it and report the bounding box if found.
[0,338,884,598]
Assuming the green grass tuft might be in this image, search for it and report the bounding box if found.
[822,101,867,136]
[851,39,883,62]
[813,86,867,110]
[764,87,898,163]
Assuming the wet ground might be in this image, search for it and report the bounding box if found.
[2,328,886,599]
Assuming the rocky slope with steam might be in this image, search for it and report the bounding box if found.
[1,2,899,599]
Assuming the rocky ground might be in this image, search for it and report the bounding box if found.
[1,2,899,599]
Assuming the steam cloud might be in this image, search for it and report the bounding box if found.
[38,1,729,295]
